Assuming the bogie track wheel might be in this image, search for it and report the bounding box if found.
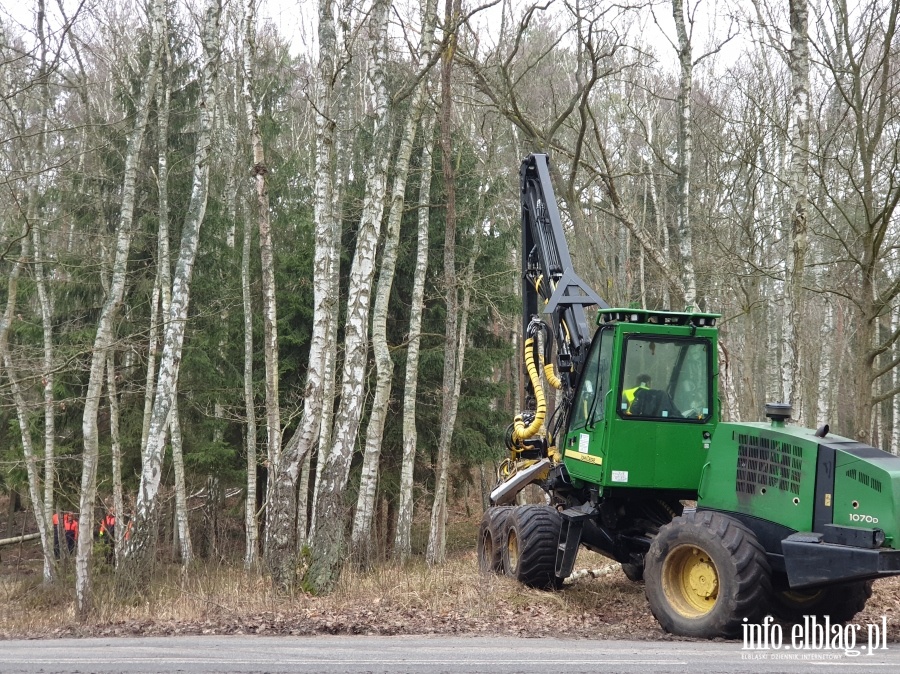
[645,510,771,638]
[501,505,563,590]
[477,506,513,574]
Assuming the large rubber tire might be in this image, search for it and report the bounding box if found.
[501,505,563,590]
[477,506,513,574]
[771,581,873,624]
[645,510,771,638]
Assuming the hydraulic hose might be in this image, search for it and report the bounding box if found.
[543,362,562,390]
[512,336,545,444]
[535,320,562,391]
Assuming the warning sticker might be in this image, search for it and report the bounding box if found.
[611,470,628,483]
[579,433,590,454]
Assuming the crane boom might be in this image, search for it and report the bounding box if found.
[520,153,607,391]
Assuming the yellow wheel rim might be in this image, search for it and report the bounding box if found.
[662,544,719,618]
[507,530,519,574]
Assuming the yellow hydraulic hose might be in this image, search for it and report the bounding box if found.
[543,362,562,390]
[513,337,545,444]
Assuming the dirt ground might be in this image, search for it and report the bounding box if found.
[2,497,900,642]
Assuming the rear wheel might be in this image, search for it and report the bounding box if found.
[771,581,872,624]
[502,505,563,590]
[477,506,513,574]
[645,511,771,638]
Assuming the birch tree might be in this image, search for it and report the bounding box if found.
[351,0,438,560]
[241,206,259,564]
[425,0,461,567]
[126,0,222,570]
[264,0,343,585]
[814,0,900,440]
[243,0,282,497]
[76,0,165,612]
[775,0,810,424]
[305,0,392,591]
[1,236,56,582]
[394,108,436,560]
[670,0,697,310]
[29,0,58,560]
[106,351,125,566]
[155,8,192,565]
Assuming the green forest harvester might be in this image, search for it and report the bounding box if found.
[477,153,900,638]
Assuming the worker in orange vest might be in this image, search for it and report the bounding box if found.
[52,512,61,558]
[63,512,78,553]
[53,512,77,556]
[98,511,116,563]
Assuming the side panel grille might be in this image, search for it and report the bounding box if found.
[846,468,883,493]
[736,434,803,496]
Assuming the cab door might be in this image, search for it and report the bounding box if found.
[563,328,614,483]
[605,334,716,491]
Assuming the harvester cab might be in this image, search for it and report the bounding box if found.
[478,152,900,639]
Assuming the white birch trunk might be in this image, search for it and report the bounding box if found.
[394,107,436,561]
[265,0,341,581]
[29,1,56,545]
[308,91,348,540]
[818,300,834,426]
[296,452,312,546]
[241,206,259,567]
[352,0,438,559]
[243,0,282,478]
[308,318,337,540]
[141,280,163,453]
[1,240,55,582]
[309,12,353,541]
[718,340,740,422]
[426,241,479,565]
[142,17,173,457]
[672,0,697,310]
[305,0,392,591]
[780,0,810,424]
[162,29,194,565]
[76,0,164,612]
[126,0,221,569]
[893,304,900,454]
[170,396,192,563]
[106,352,125,566]
[426,0,461,566]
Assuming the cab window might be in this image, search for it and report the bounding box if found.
[619,336,711,421]
[571,328,612,428]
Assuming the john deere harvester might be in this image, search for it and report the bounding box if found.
[478,153,900,638]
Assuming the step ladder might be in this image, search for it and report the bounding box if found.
[556,504,596,580]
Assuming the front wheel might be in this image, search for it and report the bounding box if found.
[502,505,563,590]
[645,511,771,638]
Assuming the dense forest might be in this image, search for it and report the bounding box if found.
[1,0,898,611]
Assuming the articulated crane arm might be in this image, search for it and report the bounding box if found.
[492,154,607,504]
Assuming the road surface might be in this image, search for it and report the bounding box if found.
[0,635,897,673]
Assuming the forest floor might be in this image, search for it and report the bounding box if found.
[2,502,900,641]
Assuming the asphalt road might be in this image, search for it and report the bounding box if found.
[0,635,897,674]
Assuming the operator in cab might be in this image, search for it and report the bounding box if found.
[623,374,651,413]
